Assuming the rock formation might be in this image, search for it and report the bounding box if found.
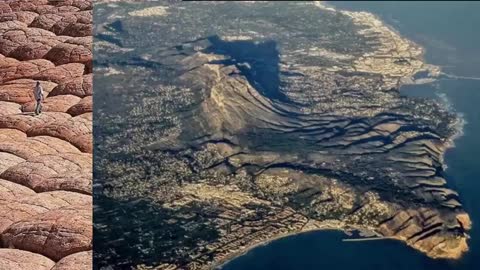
[0,0,92,269]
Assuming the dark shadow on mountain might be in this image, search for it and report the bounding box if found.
[95,20,125,47]
[106,20,124,33]
[203,35,289,103]
[95,33,123,47]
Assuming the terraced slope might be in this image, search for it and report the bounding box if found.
[0,1,92,269]
[93,2,471,270]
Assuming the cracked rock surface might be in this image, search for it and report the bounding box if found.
[0,248,55,270]
[0,0,92,269]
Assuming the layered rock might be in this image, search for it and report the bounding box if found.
[0,0,92,267]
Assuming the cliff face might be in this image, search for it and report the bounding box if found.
[0,0,92,269]
[93,1,469,269]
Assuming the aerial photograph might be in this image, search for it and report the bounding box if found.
[88,1,476,270]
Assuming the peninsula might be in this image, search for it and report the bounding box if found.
[93,2,470,269]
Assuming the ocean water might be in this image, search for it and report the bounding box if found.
[221,2,480,270]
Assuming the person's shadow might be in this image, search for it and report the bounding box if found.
[18,112,37,116]
[204,35,288,103]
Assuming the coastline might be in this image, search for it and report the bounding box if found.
[215,214,470,270]
[317,1,441,87]
[321,0,469,176]
[214,4,470,269]
[323,0,471,260]
[106,2,477,269]
[212,222,381,270]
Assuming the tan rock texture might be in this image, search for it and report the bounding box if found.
[67,95,92,116]
[0,249,55,270]
[0,152,92,194]
[51,251,92,270]
[48,74,92,97]
[0,0,92,267]
[1,207,92,261]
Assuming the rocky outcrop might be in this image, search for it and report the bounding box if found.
[0,112,71,132]
[0,249,55,270]
[67,96,92,116]
[27,112,93,153]
[0,101,21,116]
[0,79,56,103]
[1,207,92,261]
[0,0,92,267]
[32,62,85,83]
[0,135,81,159]
[0,186,91,233]
[0,57,54,82]
[21,94,81,113]
[0,153,92,194]
[48,74,92,97]
[0,153,23,174]
[52,251,92,270]
[45,37,92,66]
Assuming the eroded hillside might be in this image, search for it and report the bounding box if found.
[93,2,470,269]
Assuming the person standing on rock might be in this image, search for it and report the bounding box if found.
[33,81,44,115]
